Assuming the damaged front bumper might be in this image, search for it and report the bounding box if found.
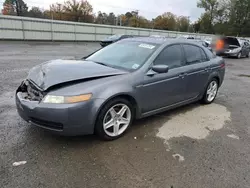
[15,80,104,136]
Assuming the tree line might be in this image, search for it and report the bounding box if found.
[2,0,192,32]
[2,0,250,36]
[194,0,250,36]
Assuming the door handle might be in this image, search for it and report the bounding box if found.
[178,73,187,78]
[204,67,211,72]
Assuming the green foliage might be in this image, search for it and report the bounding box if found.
[177,16,190,32]
[2,0,28,16]
[197,0,250,36]
[28,7,44,18]
[153,12,177,30]
[95,12,116,25]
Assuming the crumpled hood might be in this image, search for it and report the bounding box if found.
[27,59,127,91]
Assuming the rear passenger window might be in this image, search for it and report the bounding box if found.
[204,48,216,59]
[183,44,206,64]
[154,44,183,69]
[200,48,207,61]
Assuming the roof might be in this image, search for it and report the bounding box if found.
[123,37,206,46]
[123,36,171,44]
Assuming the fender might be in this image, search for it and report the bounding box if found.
[93,83,142,120]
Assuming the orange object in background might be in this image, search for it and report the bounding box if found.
[216,39,224,50]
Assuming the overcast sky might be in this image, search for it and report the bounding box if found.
[4,0,204,21]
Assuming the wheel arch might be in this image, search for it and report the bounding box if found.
[208,71,221,86]
[213,76,220,85]
[93,93,141,128]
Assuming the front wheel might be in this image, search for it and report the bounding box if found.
[237,52,242,59]
[202,79,219,104]
[95,98,134,141]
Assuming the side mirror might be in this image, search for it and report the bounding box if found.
[147,65,169,76]
[152,65,169,73]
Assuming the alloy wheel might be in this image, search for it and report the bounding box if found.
[103,104,132,137]
[206,81,218,102]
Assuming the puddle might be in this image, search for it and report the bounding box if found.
[156,104,231,142]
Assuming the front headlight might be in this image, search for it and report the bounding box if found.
[42,94,92,104]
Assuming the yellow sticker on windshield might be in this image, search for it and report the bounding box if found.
[139,44,155,49]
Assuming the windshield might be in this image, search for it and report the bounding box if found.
[86,41,159,71]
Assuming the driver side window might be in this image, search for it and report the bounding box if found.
[154,44,184,69]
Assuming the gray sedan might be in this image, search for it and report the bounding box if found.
[16,37,225,140]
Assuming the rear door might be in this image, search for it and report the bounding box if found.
[182,44,211,99]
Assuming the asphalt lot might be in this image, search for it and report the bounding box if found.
[1,41,250,188]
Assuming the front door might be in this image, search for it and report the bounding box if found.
[138,44,188,113]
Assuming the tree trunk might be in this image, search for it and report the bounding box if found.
[15,0,20,16]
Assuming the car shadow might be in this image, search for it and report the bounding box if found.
[24,102,205,146]
[24,125,101,147]
[222,56,247,59]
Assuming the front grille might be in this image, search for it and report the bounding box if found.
[30,117,63,130]
[26,81,43,101]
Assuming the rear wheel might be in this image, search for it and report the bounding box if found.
[95,98,134,141]
[246,52,249,58]
[202,79,219,104]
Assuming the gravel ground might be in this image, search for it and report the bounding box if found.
[1,41,250,188]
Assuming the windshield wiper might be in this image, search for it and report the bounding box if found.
[87,60,122,70]
[94,61,109,66]
[92,61,115,68]
[84,59,110,67]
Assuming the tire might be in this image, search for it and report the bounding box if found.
[237,52,242,59]
[95,98,134,141]
[247,52,249,58]
[201,78,219,104]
